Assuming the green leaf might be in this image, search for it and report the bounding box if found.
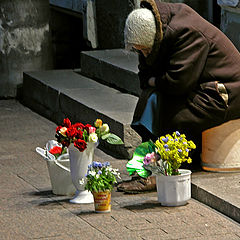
[104,133,124,145]
[101,133,111,140]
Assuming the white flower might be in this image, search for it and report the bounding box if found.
[79,178,85,185]
[106,166,112,172]
[100,123,110,135]
[89,133,98,143]
[89,170,96,176]
[96,174,100,179]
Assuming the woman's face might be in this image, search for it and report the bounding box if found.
[133,44,152,57]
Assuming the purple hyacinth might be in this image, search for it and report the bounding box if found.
[162,137,168,143]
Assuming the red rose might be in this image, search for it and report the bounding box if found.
[73,123,84,130]
[75,129,83,139]
[66,126,77,139]
[49,146,62,155]
[84,124,92,134]
[61,140,70,148]
[63,118,71,128]
[56,125,62,133]
[74,139,87,152]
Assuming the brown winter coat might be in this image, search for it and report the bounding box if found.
[133,0,240,139]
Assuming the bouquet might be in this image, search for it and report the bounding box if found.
[80,161,121,192]
[126,131,196,176]
[55,118,123,152]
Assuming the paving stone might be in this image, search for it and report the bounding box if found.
[2,100,240,240]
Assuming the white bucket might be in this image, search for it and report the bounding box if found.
[156,169,191,206]
[36,140,75,196]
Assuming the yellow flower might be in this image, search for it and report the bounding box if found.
[187,158,192,164]
[94,119,103,128]
[59,127,67,137]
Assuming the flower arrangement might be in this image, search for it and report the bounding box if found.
[81,161,121,192]
[55,118,123,152]
[126,131,196,176]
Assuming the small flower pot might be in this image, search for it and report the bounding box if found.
[156,169,191,206]
[93,191,111,213]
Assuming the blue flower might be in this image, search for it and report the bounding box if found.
[97,170,102,175]
[174,138,178,142]
[97,162,103,168]
[176,131,180,136]
[164,144,168,148]
[91,162,96,167]
[178,149,182,153]
[92,161,100,168]
[104,161,110,167]
[186,149,189,152]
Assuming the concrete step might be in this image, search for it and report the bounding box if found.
[21,69,141,159]
[80,49,141,96]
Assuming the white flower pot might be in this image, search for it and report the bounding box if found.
[69,142,95,204]
[156,169,191,206]
[36,140,75,196]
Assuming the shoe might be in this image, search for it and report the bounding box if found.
[117,176,156,193]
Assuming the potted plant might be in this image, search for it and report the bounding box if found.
[80,161,121,213]
[55,118,123,204]
[126,131,196,206]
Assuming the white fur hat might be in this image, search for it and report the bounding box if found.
[124,8,156,49]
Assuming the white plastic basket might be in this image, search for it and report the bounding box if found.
[36,140,75,196]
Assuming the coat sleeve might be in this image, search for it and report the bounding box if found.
[138,55,153,90]
[155,29,210,95]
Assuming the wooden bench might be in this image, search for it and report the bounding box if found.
[202,119,240,172]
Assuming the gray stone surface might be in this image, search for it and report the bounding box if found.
[21,69,141,159]
[2,100,240,240]
[81,49,141,96]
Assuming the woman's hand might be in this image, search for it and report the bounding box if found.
[148,77,156,87]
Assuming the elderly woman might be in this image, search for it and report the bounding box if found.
[117,0,240,193]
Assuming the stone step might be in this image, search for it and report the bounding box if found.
[21,69,141,159]
[80,49,141,96]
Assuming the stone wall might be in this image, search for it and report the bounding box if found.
[0,0,52,98]
[95,0,138,49]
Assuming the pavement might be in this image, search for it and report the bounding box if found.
[1,99,240,240]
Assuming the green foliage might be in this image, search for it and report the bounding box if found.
[101,133,124,145]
